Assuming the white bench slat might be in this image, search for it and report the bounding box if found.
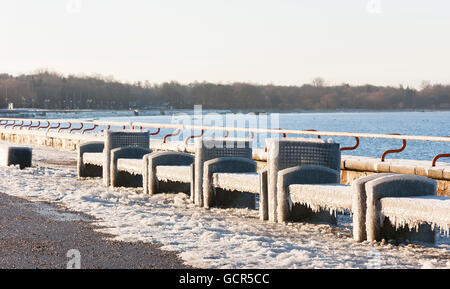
[380,196,450,233]
[117,158,144,175]
[212,172,259,194]
[156,165,191,183]
[83,152,103,166]
[288,184,353,213]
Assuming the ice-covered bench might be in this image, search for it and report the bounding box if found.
[143,151,195,195]
[279,169,444,243]
[278,169,395,241]
[266,138,341,223]
[77,130,150,186]
[0,145,32,169]
[197,138,255,209]
[110,146,152,187]
[277,165,346,223]
[144,138,255,210]
[78,141,104,177]
[203,157,265,217]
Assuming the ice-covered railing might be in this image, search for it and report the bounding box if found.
[1,117,449,166]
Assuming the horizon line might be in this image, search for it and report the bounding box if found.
[1,68,446,90]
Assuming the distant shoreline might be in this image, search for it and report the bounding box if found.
[1,107,449,117]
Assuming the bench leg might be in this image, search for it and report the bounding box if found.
[148,164,158,195]
[103,156,110,186]
[77,156,85,177]
[190,163,195,202]
[203,172,214,209]
[259,170,268,221]
[352,173,395,242]
[143,156,149,194]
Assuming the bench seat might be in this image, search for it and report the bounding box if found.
[288,184,353,213]
[83,152,103,166]
[156,165,191,183]
[212,172,260,194]
[117,158,144,175]
[380,195,450,232]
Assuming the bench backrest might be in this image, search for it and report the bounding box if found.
[195,138,252,162]
[105,130,150,151]
[266,137,341,222]
[266,138,340,172]
[193,138,253,206]
[103,130,150,186]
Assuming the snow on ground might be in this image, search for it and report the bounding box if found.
[1,144,450,269]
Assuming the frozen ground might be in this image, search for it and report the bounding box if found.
[1,144,450,269]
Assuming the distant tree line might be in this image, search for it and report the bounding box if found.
[0,72,449,110]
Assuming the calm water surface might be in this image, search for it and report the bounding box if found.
[96,111,450,163]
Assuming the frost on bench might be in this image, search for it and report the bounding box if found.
[156,165,191,183]
[266,137,341,223]
[288,184,352,215]
[194,138,253,207]
[77,130,150,185]
[277,165,340,223]
[365,174,438,243]
[212,172,260,194]
[77,141,104,178]
[83,152,103,166]
[352,173,396,242]
[380,196,450,236]
[144,151,194,195]
[117,158,144,176]
[202,156,257,209]
[110,146,152,187]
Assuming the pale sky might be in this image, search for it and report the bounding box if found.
[1,0,450,87]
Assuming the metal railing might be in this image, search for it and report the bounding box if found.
[1,117,449,166]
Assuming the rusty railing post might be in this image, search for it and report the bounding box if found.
[381,134,407,162]
[163,129,181,144]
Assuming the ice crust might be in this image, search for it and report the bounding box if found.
[380,196,450,236]
[117,158,144,175]
[156,165,191,183]
[212,172,260,194]
[288,184,353,215]
[83,152,104,166]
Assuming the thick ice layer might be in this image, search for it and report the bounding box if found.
[83,152,103,166]
[212,172,259,194]
[288,184,353,214]
[381,196,450,235]
[156,165,191,183]
[117,158,144,175]
[1,142,450,269]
